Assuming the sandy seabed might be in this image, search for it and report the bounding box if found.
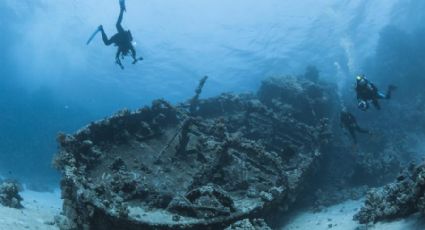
[0,189,61,230]
[282,199,425,230]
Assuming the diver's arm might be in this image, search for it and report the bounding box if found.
[115,49,121,61]
[130,46,138,64]
[115,50,124,69]
[100,28,113,46]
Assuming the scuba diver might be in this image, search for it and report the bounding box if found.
[340,109,369,144]
[90,0,142,69]
[355,75,396,111]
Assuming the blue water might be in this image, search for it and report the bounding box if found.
[0,0,424,188]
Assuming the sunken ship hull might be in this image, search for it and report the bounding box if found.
[54,76,338,229]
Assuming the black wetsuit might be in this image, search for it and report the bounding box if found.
[100,2,137,68]
[355,78,393,110]
[340,111,369,144]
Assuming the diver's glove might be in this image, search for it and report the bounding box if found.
[132,57,143,64]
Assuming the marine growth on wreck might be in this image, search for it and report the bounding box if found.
[54,76,338,229]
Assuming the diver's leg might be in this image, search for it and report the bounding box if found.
[100,29,113,46]
[377,92,386,99]
[355,126,369,134]
[371,99,381,110]
[348,128,357,144]
[384,85,397,99]
[120,0,126,11]
[116,0,125,33]
[377,86,396,100]
[386,90,391,99]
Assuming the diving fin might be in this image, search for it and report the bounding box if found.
[86,27,101,45]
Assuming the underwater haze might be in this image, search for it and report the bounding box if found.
[0,0,424,189]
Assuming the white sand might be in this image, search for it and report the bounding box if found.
[0,189,61,230]
[2,190,424,230]
[282,199,425,230]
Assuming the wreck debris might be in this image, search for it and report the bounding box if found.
[157,76,208,160]
[167,183,236,219]
[189,76,208,115]
[157,116,196,161]
[174,118,195,156]
[224,218,272,230]
[54,76,339,229]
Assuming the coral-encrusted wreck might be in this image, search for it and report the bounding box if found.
[54,76,338,229]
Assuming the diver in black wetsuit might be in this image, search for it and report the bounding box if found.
[340,109,369,144]
[355,75,396,111]
[99,0,142,69]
